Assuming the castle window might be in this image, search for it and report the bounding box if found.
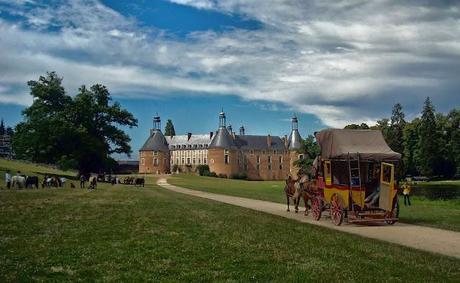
[256,155,260,164]
[192,158,196,164]
[224,149,229,164]
[274,150,277,155]
[188,145,192,149]
[154,158,159,166]
[182,158,185,164]
[205,144,208,148]
[250,150,254,155]
[193,144,197,148]
[204,158,207,164]
[279,156,283,170]
[176,158,179,164]
[187,158,191,164]
[153,151,158,156]
[141,158,145,165]
[299,154,304,159]
[262,150,265,155]
[268,156,272,164]
[268,164,272,170]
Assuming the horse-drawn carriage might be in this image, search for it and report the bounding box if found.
[308,129,401,226]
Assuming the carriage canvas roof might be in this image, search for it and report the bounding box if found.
[315,129,401,161]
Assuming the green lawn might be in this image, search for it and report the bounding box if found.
[169,174,460,232]
[1,161,460,281]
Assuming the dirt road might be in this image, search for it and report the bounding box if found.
[157,178,460,259]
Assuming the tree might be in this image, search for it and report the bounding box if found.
[344,123,369,130]
[6,127,14,137]
[164,119,176,137]
[0,119,5,135]
[403,119,420,176]
[416,97,439,176]
[387,103,406,154]
[13,72,138,174]
[446,109,460,175]
[294,135,320,176]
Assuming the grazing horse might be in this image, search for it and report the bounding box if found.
[12,175,26,189]
[88,177,97,190]
[25,176,39,189]
[135,178,145,187]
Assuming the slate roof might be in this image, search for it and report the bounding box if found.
[234,135,286,151]
[166,134,212,149]
[140,130,169,152]
[209,127,237,149]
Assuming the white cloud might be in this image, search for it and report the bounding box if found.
[0,0,459,128]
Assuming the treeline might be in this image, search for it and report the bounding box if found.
[344,98,460,178]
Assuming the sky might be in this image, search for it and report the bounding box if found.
[0,0,459,159]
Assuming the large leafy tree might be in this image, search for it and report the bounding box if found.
[294,135,320,176]
[13,72,137,174]
[416,97,440,176]
[164,119,176,137]
[447,109,460,175]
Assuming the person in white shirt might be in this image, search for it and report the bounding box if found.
[5,170,11,189]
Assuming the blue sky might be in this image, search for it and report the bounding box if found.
[0,0,459,159]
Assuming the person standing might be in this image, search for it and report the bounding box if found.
[402,180,412,206]
[80,174,86,189]
[5,170,11,189]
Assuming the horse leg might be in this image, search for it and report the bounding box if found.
[304,195,309,216]
[295,196,299,213]
[286,195,290,212]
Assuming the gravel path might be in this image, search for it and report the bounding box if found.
[158,178,460,259]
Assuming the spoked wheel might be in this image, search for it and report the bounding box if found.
[311,197,323,221]
[330,194,344,226]
[385,196,399,225]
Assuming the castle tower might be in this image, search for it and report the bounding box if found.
[239,125,245,136]
[139,115,170,174]
[208,110,238,177]
[288,115,302,178]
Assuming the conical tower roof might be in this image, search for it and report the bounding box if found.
[209,127,236,149]
[288,115,302,150]
[140,129,169,152]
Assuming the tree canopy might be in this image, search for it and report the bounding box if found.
[294,135,320,176]
[13,72,138,174]
[164,119,176,137]
[0,119,5,135]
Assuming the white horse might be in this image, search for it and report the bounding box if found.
[12,175,26,189]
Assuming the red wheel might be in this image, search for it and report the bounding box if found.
[385,196,399,225]
[311,197,322,221]
[330,194,344,226]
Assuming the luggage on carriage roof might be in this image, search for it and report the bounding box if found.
[315,129,401,161]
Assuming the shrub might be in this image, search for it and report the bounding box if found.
[172,165,180,173]
[218,173,228,178]
[230,172,248,180]
[196,165,210,176]
[206,171,218,178]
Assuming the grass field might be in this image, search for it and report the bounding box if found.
[1,160,460,281]
[169,174,460,232]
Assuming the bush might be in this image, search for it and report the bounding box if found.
[196,165,210,176]
[218,173,228,178]
[230,172,248,180]
[172,165,180,173]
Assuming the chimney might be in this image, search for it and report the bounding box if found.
[232,132,236,139]
[283,135,288,147]
[187,133,192,141]
[239,125,245,135]
[209,131,214,139]
[267,134,272,148]
[227,124,233,133]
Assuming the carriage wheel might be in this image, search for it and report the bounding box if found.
[311,197,322,221]
[385,196,399,225]
[330,194,344,226]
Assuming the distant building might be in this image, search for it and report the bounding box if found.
[0,134,12,158]
[139,111,304,180]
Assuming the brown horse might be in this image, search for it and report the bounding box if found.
[284,175,311,215]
